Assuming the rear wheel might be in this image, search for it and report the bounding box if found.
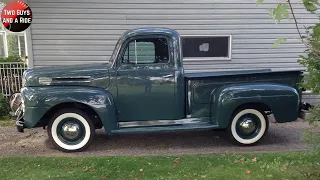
[228,108,268,145]
[47,108,95,152]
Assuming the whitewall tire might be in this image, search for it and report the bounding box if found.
[228,108,268,145]
[47,109,95,152]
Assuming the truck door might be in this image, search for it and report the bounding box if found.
[116,36,176,122]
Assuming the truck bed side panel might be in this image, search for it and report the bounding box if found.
[186,71,302,122]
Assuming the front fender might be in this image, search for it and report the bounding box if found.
[212,83,300,128]
[21,86,117,134]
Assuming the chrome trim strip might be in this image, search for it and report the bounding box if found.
[187,80,191,115]
[52,80,92,84]
[39,76,93,85]
[119,118,206,128]
[54,76,92,79]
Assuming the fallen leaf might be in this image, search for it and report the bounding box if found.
[233,159,239,164]
[201,175,207,178]
[83,166,89,172]
[280,165,287,171]
[266,174,273,178]
[140,168,143,172]
[246,170,251,174]
[241,158,245,166]
[100,176,107,180]
[174,158,180,165]
[91,168,96,172]
[252,157,257,163]
[74,162,79,167]
[64,166,68,169]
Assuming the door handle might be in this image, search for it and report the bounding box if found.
[162,74,174,78]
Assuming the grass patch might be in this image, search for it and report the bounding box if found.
[0,152,319,180]
[0,115,15,127]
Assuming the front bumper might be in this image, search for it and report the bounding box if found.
[14,105,24,132]
[15,105,24,132]
[16,118,24,132]
[9,93,25,132]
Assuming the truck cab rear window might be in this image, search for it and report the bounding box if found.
[181,36,231,60]
[122,38,169,64]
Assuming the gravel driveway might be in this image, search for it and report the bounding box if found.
[0,119,312,157]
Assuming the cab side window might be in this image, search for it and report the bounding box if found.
[121,38,169,64]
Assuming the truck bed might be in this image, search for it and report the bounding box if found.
[185,69,303,118]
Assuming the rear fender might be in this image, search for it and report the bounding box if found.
[21,86,117,134]
[211,83,300,128]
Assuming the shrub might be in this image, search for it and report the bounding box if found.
[0,56,23,63]
[258,0,320,152]
[0,94,9,119]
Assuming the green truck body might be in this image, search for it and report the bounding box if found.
[15,28,306,152]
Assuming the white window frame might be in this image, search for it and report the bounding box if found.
[0,30,8,57]
[180,35,232,61]
[0,26,28,57]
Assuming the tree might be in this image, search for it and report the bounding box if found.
[7,35,19,57]
[258,0,320,150]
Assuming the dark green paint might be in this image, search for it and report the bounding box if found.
[21,86,117,135]
[188,70,302,128]
[114,34,177,121]
[20,28,303,135]
[23,63,111,88]
[212,83,299,128]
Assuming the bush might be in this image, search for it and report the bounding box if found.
[7,35,19,57]
[0,56,23,63]
[0,94,9,119]
[259,0,320,152]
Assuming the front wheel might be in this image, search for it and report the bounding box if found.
[47,109,95,152]
[228,108,268,145]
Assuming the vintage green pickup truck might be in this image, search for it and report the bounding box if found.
[13,28,308,152]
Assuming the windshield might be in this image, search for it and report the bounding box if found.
[109,38,123,65]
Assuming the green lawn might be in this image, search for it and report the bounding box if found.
[0,152,319,180]
[0,116,15,127]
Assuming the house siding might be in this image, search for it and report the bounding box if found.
[28,0,319,73]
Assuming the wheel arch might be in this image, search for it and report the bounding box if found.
[231,102,270,117]
[38,102,103,129]
[22,86,117,134]
[212,83,299,128]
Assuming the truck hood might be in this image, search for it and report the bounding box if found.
[23,63,111,88]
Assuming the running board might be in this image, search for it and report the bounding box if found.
[118,118,212,128]
[111,123,219,134]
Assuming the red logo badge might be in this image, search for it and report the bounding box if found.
[1,1,32,32]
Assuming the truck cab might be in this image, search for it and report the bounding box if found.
[110,28,185,122]
[15,28,305,152]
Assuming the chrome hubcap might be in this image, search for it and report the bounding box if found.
[236,112,262,140]
[239,118,256,134]
[61,123,80,140]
